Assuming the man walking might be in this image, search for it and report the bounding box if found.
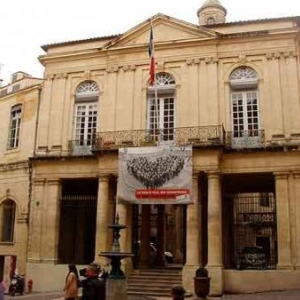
[81,264,105,300]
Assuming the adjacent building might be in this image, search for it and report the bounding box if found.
[0,72,43,290]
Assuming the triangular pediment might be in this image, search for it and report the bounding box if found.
[102,14,219,50]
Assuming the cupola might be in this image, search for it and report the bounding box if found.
[197,0,227,26]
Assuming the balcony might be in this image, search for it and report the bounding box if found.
[68,140,94,156]
[225,130,265,149]
[92,125,225,151]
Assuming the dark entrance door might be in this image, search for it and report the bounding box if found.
[132,204,186,269]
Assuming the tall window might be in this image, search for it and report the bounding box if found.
[147,73,176,142]
[8,104,22,149]
[230,67,261,148]
[73,81,99,151]
[0,200,16,242]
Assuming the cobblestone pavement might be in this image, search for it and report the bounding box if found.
[4,289,300,300]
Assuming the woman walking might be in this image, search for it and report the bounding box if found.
[64,264,79,300]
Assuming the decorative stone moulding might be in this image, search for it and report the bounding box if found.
[204,56,218,64]
[106,65,119,73]
[186,57,218,65]
[54,73,67,80]
[266,51,297,60]
[83,70,91,79]
[46,74,55,80]
[122,65,136,72]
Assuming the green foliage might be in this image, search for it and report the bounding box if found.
[195,267,208,277]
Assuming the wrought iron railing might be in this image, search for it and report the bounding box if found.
[225,130,265,149]
[226,192,277,270]
[92,125,226,151]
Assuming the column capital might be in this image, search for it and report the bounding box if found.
[98,173,110,182]
[193,171,200,180]
[274,171,289,180]
[207,170,222,179]
[47,178,60,186]
[33,178,46,186]
[292,171,300,179]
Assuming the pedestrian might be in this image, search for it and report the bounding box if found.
[81,263,105,300]
[0,277,5,300]
[171,285,186,300]
[64,264,79,300]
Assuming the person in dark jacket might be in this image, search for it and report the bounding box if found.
[0,277,5,300]
[171,285,186,300]
[81,264,105,300]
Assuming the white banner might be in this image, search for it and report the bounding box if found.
[117,145,193,204]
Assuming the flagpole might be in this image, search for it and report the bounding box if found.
[150,19,159,144]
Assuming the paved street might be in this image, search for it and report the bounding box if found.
[4,289,300,300]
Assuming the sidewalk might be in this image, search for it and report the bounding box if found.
[4,289,300,300]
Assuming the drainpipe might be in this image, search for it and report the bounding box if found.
[26,85,42,256]
[33,86,42,157]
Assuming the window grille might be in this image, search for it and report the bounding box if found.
[226,193,277,270]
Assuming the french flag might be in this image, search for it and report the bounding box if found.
[148,24,155,86]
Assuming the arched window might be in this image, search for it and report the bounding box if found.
[73,81,99,150]
[147,73,176,142]
[229,67,261,148]
[0,199,16,242]
[8,104,22,149]
[207,17,215,25]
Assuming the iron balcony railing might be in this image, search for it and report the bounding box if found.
[225,130,265,149]
[68,139,95,155]
[92,125,226,151]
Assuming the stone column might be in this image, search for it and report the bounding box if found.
[28,178,46,261]
[275,172,292,269]
[139,205,151,268]
[41,179,61,262]
[207,171,223,296]
[174,206,183,263]
[95,174,110,266]
[156,206,165,266]
[293,172,300,268]
[182,172,200,293]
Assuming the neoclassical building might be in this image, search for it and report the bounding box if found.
[1,0,300,297]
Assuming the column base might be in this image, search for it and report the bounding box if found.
[206,265,223,296]
[277,264,293,270]
[121,257,133,277]
[106,278,128,300]
[182,264,199,296]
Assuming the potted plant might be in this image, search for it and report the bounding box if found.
[194,266,210,299]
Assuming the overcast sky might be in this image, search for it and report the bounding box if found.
[1,0,300,84]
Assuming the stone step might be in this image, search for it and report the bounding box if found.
[127,268,183,298]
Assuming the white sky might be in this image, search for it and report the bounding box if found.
[1,0,300,84]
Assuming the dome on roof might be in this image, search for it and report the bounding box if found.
[202,0,222,7]
[197,0,227,26]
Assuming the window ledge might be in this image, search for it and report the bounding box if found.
[5,148,20,155]
[0,241,14,245]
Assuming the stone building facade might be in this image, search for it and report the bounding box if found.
[1,0,300,296]
[0,72,43,291]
